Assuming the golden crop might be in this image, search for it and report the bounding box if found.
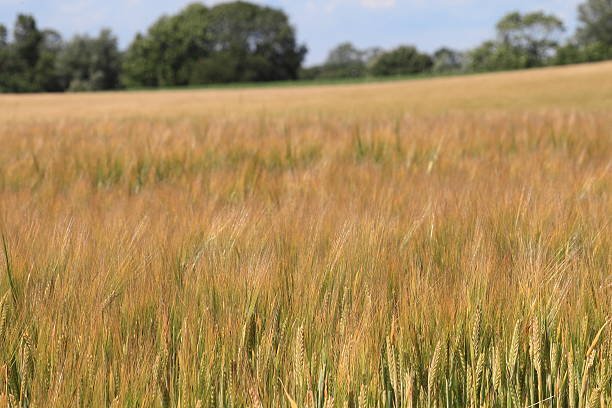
[0,62,611,407]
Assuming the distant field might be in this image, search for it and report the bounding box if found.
[0,62,610,407]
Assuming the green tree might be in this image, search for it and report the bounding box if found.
[469,10,565,71]
[571,0,612,61]
[577,0,612,45]
[123,3,211,87]
[469,41,527,72]
[121,34,157,87]
[0,14,63,92]
[299,65,324,80]
[432,47,464,73]
[317,42,367,78]
[325,42,364,66]
[363,46,384,68]
[202,1,306,83]
[0,24,11,92]
[554,40,612,64]
[0,24,7,48]
[3,14,41,92]
[123,1,306,87]
[57,29,122,91]
[35,29,64,91]
[496,11,565,67]
[552,42,585,65]
[370,45,432,77]
[13,14,42,68]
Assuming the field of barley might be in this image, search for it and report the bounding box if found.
[0,62,611,407]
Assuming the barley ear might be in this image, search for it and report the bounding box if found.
[471,306,482,360]
[0,292,8,341]
[358,384,367,408]
[508,319,521,377]
[492,346,502,393]
[428,340,443,396]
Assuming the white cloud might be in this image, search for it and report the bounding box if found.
[303,0,397,14]
[361,0,396,8]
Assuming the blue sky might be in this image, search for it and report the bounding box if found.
[0,0,583,65]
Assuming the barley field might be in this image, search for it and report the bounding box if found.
[0,62,611,407]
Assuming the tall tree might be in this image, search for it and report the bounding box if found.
[123,1,306,87]
[13,14,42,68]
[325,42,365,66]
[577,0,612,47]
[315,42,367,78]
[0,14,63,92]
[370,45,433,77]
[469,10,565,71]
[123,3,211,87]
[496,11,565,67]
[362,46,384,67]
[0,24,7,48]
[432,47,464,73]
[57,29,122,91]
[35,29,64,92]
[299,43,384,80]
[469,40,527,72]
[0,24,11,92]
[199,1,306,83]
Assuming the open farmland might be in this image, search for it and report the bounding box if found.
[0,63,611,407]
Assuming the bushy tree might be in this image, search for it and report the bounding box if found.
[13,14,42,67]
[554,40,612,64]
[0,14,63,92]
[469,10,565,71]
[570,0,612,61]
[122,3,211,87]
[0,24,11,92]
[317,42,367,78]
[577,0,612,45]
[203,1,306,82]
[433,47,464,73]
[35,29,64,91]
[496,11,565,66]
[469,41,527,72]
[57,29,122,91]
[298,65,324,80]
[0,24,7,48]
[551,42,583,65]
[363,46,384,68]
[325,42,364,66]
[370,45,432,76]
[122,1,306,87]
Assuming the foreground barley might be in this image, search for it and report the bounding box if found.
[0,63,611,407]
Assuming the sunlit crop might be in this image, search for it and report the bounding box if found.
[0,62,610,407]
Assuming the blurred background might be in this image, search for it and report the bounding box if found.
[1,0,611,92]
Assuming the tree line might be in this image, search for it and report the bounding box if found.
[1,0,611,93]
[305,1,612,79]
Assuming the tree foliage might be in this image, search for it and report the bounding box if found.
[204,2,306,82]
[469,41,528,72]
[56,29,122,91]
[469,11,565,71]
[432,47,465,73]
[122,3,211,87]
[2,0,612,92]
[370,45,432,76]
[0,14,62,92]
[577,0,612,45]
[301,43,421,80]
[572,0,612,61]
[0,24,7,47]
[122,1,306,87]
[316,42,368,78]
